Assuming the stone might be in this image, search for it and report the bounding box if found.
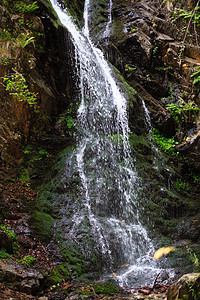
[0,228,13,253]
[0,259,44,294]
[132,31,152,60]
[167,273,200,300]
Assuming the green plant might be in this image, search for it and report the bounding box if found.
[153,46,158,57]
[0,249,12,259]
[18,255,36,266]
[152,129,179,156]
[0,29,13,41]
[0,224,19,253]
[130,27,139,33]
[19,167,30,182]
[14,1,39,14]
[174,178,190,192]
[0,225,17,242]
[60,103,76,134]
[1,56,10,65]
[166,101,200,125]
[3,74,38,108]
[186,246,200,272]
[191,66,200,85]
[15,33,35,48]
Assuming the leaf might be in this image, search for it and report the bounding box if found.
[153,246,176,260]
[193,77,200,85]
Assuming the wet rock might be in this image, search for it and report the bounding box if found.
[176,132,200,171]
[0,259,44,294]
[0,228,13,253]
[167,273,200,300]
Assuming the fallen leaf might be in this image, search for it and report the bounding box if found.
[153,246,176,260]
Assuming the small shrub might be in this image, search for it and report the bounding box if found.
[174,178,190,192]
[14,1,39,14]
[151,129,179,156]
[3,74,38,109]
[0,249,12,259]
[15,33,35,49]
[18,255,36,266]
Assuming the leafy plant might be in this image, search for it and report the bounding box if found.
[14,1,39,14]
[3,74,38,108]
[151,129,179,156]
[0,224,19,253]
[18,254,36,266]
[60,103,76,134]
[174,178,190,192]
[0,249,12,259]
[15,33,35,48]
[0,29,13,41]
[186,246,200,272]
[19,167,30,182]
[166,101,200,125]
[1,56,10,65]
[191,66,200,85]
[0,225,17,242]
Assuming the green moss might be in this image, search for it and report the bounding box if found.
[30,211,54,243]
[93,282,120,296]
[61,245,87,277]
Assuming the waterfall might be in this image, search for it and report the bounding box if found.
[49,0,173,288]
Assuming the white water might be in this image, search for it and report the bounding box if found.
[49,0,173,288]
[104,0,113,38]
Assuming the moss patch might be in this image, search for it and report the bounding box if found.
[30,211,54,243]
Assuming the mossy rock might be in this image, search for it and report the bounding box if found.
[30,211,54,243]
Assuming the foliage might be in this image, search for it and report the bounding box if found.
[186,246,200,273]
[14,1,39,14]
[191,66,200,85]
[19,167,30,182]
[0,249,12,259]
[151,129,179,156]
[174,178,190,192]
[0,29,14,41]
[178,6,200,26]
[166,101,200,125]
[3,74,38,109]
[1,56,10,65]
[0,224,19,253]
[18,254,36,266]
[15,33,35,48]
[60,103,76,134]
[0,225,17,242]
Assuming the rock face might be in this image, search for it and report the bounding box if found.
[176,132,200,171]
[0,2,76,182]
[0,259,44,294]
[167,273,200,300]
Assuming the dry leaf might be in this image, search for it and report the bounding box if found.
[153,246,176,260]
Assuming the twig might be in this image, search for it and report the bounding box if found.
[152,272,160,289]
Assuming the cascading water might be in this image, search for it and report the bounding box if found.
[49,0,173,288]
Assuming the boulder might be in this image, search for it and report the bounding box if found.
[167,273,200,300]
[0,259,44,294]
